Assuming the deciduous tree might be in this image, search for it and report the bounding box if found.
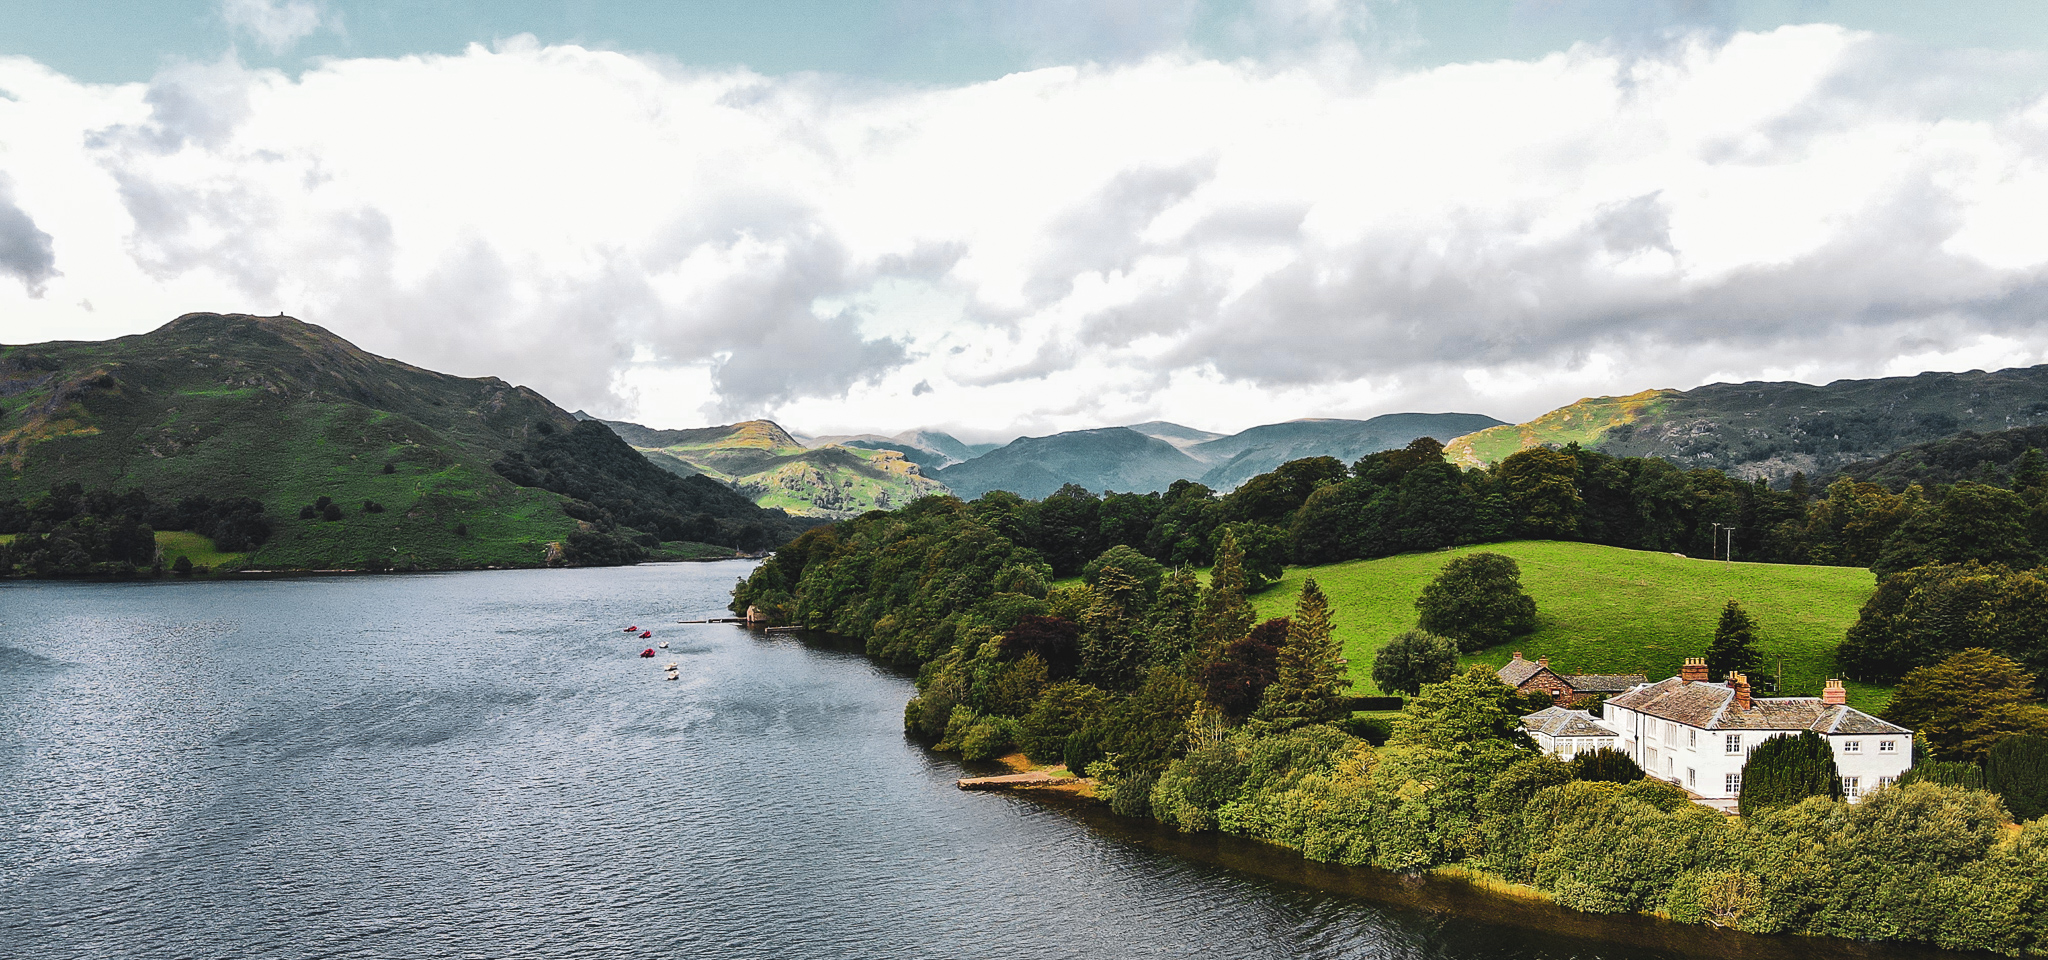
[1415,552,1538,652]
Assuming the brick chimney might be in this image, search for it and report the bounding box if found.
[1823,679,1847,706]
[1681,657,1708,683]
[1512,651,1523,662]
[1730,672,1752,711]
[1538,656,1549,670]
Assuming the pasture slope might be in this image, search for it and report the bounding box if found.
[1250,541,1884,709]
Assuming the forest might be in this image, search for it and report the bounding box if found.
[729,437,2048,954]
[0,484,269,577]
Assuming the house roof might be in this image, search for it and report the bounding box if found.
[1498,658,1546,686]
[1607,677,1911,735]
[1562,673,1648,694]
[1522,706,1620,739]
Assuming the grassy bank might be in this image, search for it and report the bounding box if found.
[1251,541,1883,708]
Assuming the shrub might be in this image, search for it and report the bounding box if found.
[1415,552,1538,652]
[1987,734,2048,822]
[1371,628,1457,695]
[1569,747,1645,784]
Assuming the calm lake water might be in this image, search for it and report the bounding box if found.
[0,563,1969,960]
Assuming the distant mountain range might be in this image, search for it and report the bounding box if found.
[0,314,803,571]
[1444,366,2048,481]
[933,413,1509,500]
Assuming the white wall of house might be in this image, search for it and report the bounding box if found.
[1531,730,1618,760]
[1605,701,1912,802]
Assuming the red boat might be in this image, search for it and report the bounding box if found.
[625,626,638,632]
[640,630,652,639]
[639,648,655,658]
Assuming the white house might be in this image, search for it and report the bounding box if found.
[1602,658,1913,811]
[1521,706,1621,759]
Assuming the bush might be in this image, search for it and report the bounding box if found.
[320,503,344,522]
[1569,747,1645,783]
[1987,734,2048,821]
[171,555,193,577]
[1371,628,1458,695]
[1018,681,1108,764]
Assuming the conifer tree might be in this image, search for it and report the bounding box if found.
[1738,731,1842,816]
[1707,600,1762,682]
[1192,530,1254,664]
[1141,565,1203,669]
[1254,577,1352,728]
[1987,734,2048,822]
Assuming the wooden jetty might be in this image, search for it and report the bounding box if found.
[676,617,748,624]
[763,626,803,634]
[956,771,1081,791]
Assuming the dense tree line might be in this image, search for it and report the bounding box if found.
[0,484,270,578]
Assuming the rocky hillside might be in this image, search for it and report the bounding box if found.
[1445,367,2048,481]
[590,417,949,518]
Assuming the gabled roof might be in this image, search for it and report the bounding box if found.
[1562,673,1648,694]
[1498,658,1546,686]
[1608,677,1911,735]
[1522,706,1620,739]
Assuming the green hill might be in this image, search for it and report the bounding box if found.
[0,313,803,571]
[591,417,949,518]
[1445,366,2048,481]
[1249,541,1884,709]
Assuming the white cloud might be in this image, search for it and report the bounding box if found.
[2,24,2048,440]
[219,0,333,55]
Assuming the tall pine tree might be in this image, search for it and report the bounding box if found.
[1254,577,1352,728]
[1192,530,1254,665]
[1707,599,1762,682]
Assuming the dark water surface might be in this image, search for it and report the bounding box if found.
[0,564,1967,959]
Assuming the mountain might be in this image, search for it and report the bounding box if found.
[804,428,991,470]
[1189,413,1509,489]
[0,313,804,570]
[593,418,948,518]
[1444,366,2048,481]
[934,427,1205,499]
[1125,420,1226,452]
[1829,423,2048,489]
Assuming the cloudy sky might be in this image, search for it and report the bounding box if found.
[5,2,2048,442]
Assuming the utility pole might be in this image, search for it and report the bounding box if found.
[1725,526,1737,566]
[1709,522,1722,561]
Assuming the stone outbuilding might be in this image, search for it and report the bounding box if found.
[1497,652,1648,708]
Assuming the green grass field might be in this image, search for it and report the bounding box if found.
[1250,541,1886,709]
[153,531,249,571]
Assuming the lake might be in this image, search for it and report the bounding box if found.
[0,563,1967,959]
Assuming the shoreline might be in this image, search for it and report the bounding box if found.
[0,555,764,584]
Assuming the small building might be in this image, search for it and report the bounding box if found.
[1604,658,1913,811]
[1521,705,1621,760]
[1497,652,1648,708]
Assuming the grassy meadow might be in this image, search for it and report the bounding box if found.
[153,531,248,570]
[1249,541,1885,709]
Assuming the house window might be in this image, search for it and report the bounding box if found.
[1665,721,1678,743]
[1687,767,1697,788]
[1687,729,1697,750]
[1843,740,1861,753]
[1877,776,1898,790]
[1879,740,1897,753]
[1726,772,1742,795]
[1843,776,1861,801]
[1725,733,1742,754]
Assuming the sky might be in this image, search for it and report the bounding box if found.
[5,2,2048,441]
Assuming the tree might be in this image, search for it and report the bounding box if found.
[1874,482,2036,576]
[1882,649,2048,762]
[1255,578,1352,727]
[1415,552,1538,652]
[1213,522,1287,591]
[1372,629,1458,695]
[1987,734,2048,822]
[1201,617,1287,718]
[1568,747,1645,783]
[1497,447,1582,539]
[1838,562,2048,684]
[1001,616,1082,681]
[171,555,194,577]
[1082,544,1164,599]
[1192,530,1255,662]
[1738,731,1843,816]
[1707,600,1762,682]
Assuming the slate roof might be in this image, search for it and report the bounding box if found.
[1607,677,1911,735]
[1561,673,1648,694]
[1522,706,1620,739]
[1498,658,1546,686]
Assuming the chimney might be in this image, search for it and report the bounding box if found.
[1512,651,1523,661]
[1732,672,1752,711]
[1823,679,1847,706]
[1538,656,1549,670]
[1681,657,1708,683]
